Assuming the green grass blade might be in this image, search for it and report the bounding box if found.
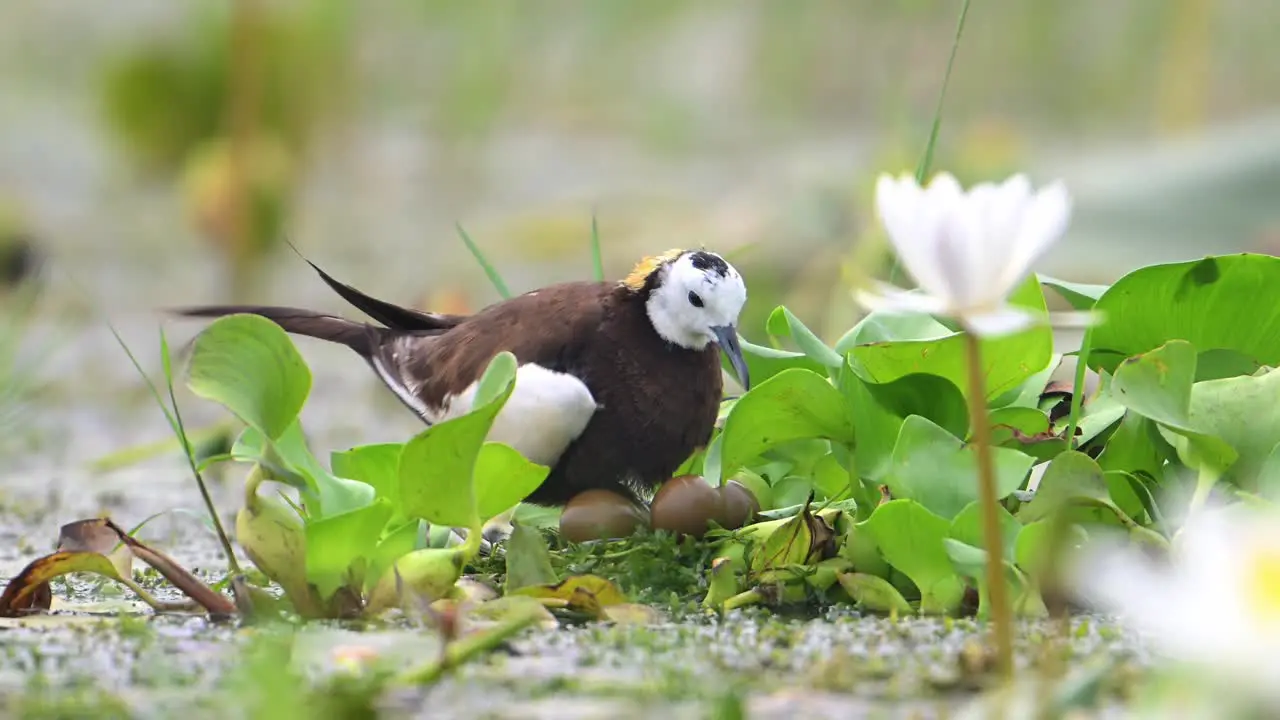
[590,212,605,282]
[456,223,512,299]
[160,327,242,574]
[888,0,972,285]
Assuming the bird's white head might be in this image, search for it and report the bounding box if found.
[628,249,750,388]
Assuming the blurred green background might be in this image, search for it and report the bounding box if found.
[3,0,1280,464]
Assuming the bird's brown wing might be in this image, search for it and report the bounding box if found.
[367,281,614,421]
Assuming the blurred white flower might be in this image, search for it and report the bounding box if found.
[858,171,1093,337]
[1071,503,1280,706]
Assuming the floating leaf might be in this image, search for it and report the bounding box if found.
[766,305,842,368]
[398,352,518,529]
[330,442,403,502]
[949,501,1020,562]
[1089,254,1280,373]
[884,416,1034,520]
[711,368,854,483]
[860,499,964,615]
[1111,340,1237,473]
[365,547,466,615]
[473,443,550,522]
[504,521,558,594]
[837,573,913,615]
[304,499,394,601]
[236,477,324,617]
[185,314,311,440]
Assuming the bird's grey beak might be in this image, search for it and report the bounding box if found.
[710,325,750,391]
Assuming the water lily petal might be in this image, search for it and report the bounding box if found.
[854,281,950,316]
[875,174,953,301]
[960,305,1037,337]
[999,180,1071,290]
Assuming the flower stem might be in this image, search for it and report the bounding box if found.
[1064,326,1094,448]
[962,330,1014,678]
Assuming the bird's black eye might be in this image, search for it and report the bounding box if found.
[688,291,704,308]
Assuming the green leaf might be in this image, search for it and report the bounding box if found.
[1095,412,1167,480]
[1111,340,1237,473]
[1038,274,1108,310]
[589,213,604,282]
[1182,367,1280,491]
[1014,519,1088,580]
[861,499,964,615]
[504,521,558,593]
[711,368,855,483]
[185,314,311,440]
[304,499,394,601]
[884,416,1035,520]
[274,422,376,517]
[1018,451,1123,524]
[473,442,551,522]
[398,352,518,529]
[864,373,969,440]
[987,406,1066,461]
[1089,254,1280,374]
[838,360,900,483]
[731,337,827,387]
[331,443,403,502]
[847,275,1053,400]
[837,573,913,615]
[766,306,842,368]
[949,500,1020,562]
[456,223,511,299]
[942,539,1045,619]
[364,520,423,594]
[811,452,853,501]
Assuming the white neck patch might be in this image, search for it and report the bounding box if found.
[645,251,747,350]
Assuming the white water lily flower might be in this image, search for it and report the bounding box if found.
[1071,504,1280,706]
[859,171,1088,337]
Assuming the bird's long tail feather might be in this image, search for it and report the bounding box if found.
[173,305,381,357]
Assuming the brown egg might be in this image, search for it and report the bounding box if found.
[650,475,761,538]
[559,489,650,542]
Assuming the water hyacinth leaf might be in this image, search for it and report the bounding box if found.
[992,354,1061,410]
[511,502,563,530]
[185,314,311,440]
[863,373,968,440]
[274,421,375,517]
[766,305,843,368]
[771,476,815,509]
[1111,340,1237,473]
[304,498,393,601]
[504,521,558,594]
[949,500,1020,562]
[364,520,423,595]
[838,361,900,483]
[884,415,1035,520]
[811,452,853,501]
[1089,254,1280,374]
[730,337,826,387]
[1014,519,1078,579]
[1096,412,1167,481]
[838,523,892,579]
[1037,274,1109,310]
[747,502,836,578]
[847,275,1053,401]
[398,352,518,529]
[942,539,1045,619]
[838,311,952,350]
[987,406,1066,461]
[1179,367,1280,491]
[712,368,854,483]
[1018,451,1120,524]
[236,482,323,616]
[837,573,913,615]
[365,546,466,615]
[861,499,964,615]
[1195,348,1263,382]
[473,442,551,522]
[331,443,403,502]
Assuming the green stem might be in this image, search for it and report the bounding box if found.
[1064,326,1094,448]
[889,0,971,285]
[396,607,542,686]
[1189,464,1219,515]
[962,330,1014,678]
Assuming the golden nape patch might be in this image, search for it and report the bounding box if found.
[622,248,686,290]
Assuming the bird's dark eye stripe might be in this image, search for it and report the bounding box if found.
[688,291,704,308]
